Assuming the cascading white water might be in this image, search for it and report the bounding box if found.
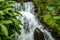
[15,2,55,40]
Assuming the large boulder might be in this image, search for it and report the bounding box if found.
[34,28,44,40]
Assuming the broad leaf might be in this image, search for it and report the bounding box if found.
[47,4,56,11]
[11,18,21,34]
[0,11,4,15]
[1,20,13,24]
[0,0,5,2]
[57,0,60,5]
[0,24,8,36]
[10,34,15,38]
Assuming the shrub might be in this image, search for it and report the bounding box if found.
[0,0,22,40]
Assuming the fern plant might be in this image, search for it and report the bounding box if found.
[0,0,22,40]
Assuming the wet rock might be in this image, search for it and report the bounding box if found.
[38,18,60,40]
[46,28,60,40]
[34,28,44,40]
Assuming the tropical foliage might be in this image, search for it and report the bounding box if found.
[33,0,60,35]
[0,0,22,40]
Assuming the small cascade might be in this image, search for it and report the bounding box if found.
[15,2,55,40]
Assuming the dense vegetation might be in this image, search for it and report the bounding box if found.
[33,0,60,35]
[0,0,60,40]
[0,0,22,40]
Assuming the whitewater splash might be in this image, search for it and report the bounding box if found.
[15,2,55,40]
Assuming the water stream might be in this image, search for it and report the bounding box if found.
[15,2,55,40]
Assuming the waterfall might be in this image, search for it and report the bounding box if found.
[15,2,55,40]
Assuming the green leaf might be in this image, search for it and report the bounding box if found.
[11,18,21,34]
[47,4,56,11]
[54,16,60,19]
[10,34,15,38]
[0,11,4,15]
[11,18,22,26]
[1,20,13,24]
[57,0,60,5]
[15,10,22,16]
[5,8,13,11]
[11,18,20,26]
[0,24,8,36]
[0,0,5,2]
[3,10,13,16]
[43,14,56,27]
[7,4,14,7]
[0,15,5,19]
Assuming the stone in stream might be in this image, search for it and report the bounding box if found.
[34,28,44,40]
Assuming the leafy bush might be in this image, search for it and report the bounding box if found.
[33,0,60,35]
[0,0,22,40]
